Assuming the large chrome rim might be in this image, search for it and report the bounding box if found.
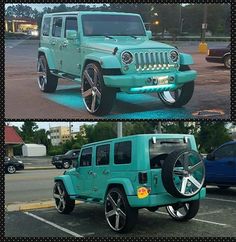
[81,64,102,113]
[8,165,16,174]
[172,151,205,197]
[166,203,190,219]
[105,191,127,231]
[37,57,47,91]
[53,183,66,213]
[226,56,231,68]
[159,89,182,104]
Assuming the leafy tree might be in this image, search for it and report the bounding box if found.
[20,121,38,143]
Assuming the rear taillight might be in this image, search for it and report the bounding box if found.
[138,172,148,184]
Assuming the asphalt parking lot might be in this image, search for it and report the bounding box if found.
[5,188,236,237]
[5,38,230,119]
[5,170,236,237]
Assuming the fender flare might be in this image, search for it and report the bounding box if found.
[54,175,77,196]
[179,53,194,66]
[84,52,121,70]
[38,47,56,70]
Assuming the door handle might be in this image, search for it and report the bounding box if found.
[51,41,56,45]
[103,170,110,175]
[62,41,68,47]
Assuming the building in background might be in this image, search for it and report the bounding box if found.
[5,17,38,33]
[5,125,24,156]
[49,126,71,146]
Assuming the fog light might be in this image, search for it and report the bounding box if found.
[147,78,152,84]
[170,76,175,83]
[123,65,129,71]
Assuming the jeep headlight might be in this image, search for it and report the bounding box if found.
[170,50,179,62]
[121,51,133,65]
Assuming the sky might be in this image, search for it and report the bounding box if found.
[7,122,97,133]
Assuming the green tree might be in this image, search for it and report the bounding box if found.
[20,121,38,143]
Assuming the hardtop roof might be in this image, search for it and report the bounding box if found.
[82,133,193,148]
[43,11,140,17]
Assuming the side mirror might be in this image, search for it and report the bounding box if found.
[146,30,153,40]
[66,30,78,40]
[207,153,215,160]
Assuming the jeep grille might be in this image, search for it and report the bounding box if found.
[134,51,174,71]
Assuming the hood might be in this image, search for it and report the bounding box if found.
[53,155,64,160]
[83,39,175,53]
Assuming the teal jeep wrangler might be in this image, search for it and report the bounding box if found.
[53,134,206,233]
[38,11,197,116]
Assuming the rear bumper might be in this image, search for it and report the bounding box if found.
[103,70,197,94]
[127,188,206,208]
[206,56,223,63]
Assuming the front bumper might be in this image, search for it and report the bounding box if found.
[206,56,223,64]
[103,70,197,94]
[127,188,206,208]
[52,160,63,165]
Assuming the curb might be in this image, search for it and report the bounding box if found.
[25,166,55,170]
[6,200,82,212]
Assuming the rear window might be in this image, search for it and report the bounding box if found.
[149,138,191,169]
[80,148,92,167]
[65,17,78,37]
[114,141,132,164]
[42,17,51,36]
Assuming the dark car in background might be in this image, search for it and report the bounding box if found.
[204,141,236,189]
[4,156,24,174]
[206,43,231,69]
[52,149,80,169]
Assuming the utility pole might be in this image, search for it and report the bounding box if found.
[198,4,208,54]
[117,122,123,138]
[69,122,72,140]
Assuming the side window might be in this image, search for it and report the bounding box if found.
[65,17,78,37]
[52,17,63,37]
[80,148,92,167]
[42,17,51,36]
[96,144,110,166]
[114,141,132,164]
[214,144,234,160]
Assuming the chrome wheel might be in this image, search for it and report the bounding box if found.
[7,165,16,174]
[166,203,190,219]
[224,55,231,69]
[53,182,66,213]
[172,151,205,197]
[37,56,47,91]
[105,190,127,232]
[81,64,102,114]
[159,89,182,104]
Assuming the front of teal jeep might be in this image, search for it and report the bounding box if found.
[79,12,197,94]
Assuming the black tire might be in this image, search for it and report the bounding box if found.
[62,160,71,169]
[147,206,159,212]
[158,65,194,107]
[81,62,116,116]
[166,200,200,221]
[37,55,58,93]
[223,55,231,69]
[105,187,138,233]
[161,149,205,198]
[6,165,16,174]
[53,181,75,214]
[218,185,230,190]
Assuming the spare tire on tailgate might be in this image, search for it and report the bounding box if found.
[161,149,205,198]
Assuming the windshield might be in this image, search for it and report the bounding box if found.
[64,150,72,156]
[82,14,146,36]
[149,138,191,169]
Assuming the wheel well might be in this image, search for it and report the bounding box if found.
[83,59,101,71]
[105,183,126,196]
[38,51,45,58]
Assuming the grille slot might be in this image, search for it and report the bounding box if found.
[134,51,171,71]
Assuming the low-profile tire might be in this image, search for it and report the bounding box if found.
[62,160,71,169]
[158,65,194,107]
[53,181,75,214]
[161,149,205,198]
[224,55,231,69]
[218,185,230,190]
[105,187,138,233]
[6,165,16,174]
[166,200,200,221]
[37,55,58,93]
[81,62,116,116]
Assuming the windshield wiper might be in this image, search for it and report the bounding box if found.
[129,35,138,39]
[104,35,115,40]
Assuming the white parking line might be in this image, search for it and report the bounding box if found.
[206,197,236,203]
[24,212,83,237]
[155,211,228,226]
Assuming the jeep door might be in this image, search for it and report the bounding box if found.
[51,16,64,71]
[71,147,93,197]
[205,143,236,184]
[92,144,111,198]
[61,16,81,76]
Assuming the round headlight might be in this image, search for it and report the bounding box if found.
[121,51,133,65]
[170,50,179,62]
